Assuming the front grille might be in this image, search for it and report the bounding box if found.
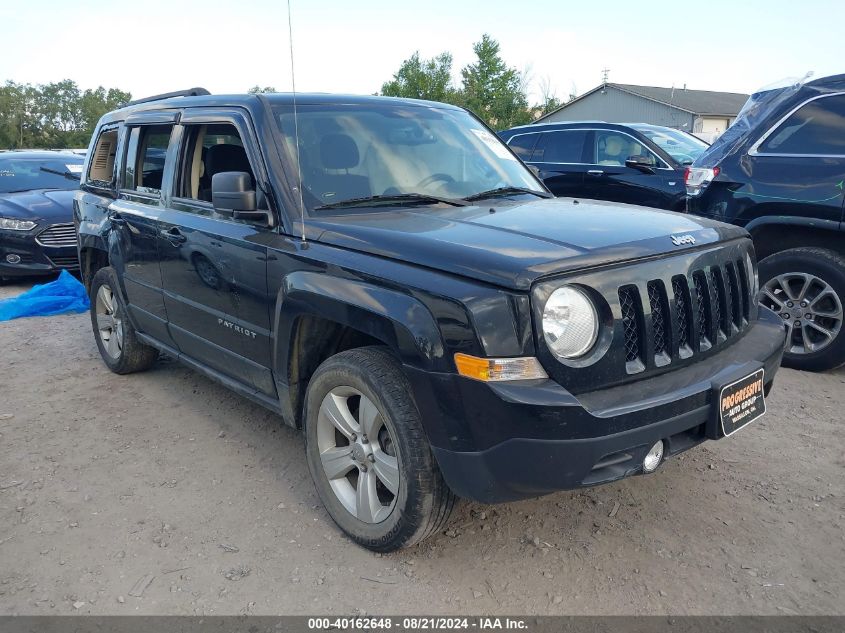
[46,254,79,269]
[616,259,754,373]
[36,223,77,247]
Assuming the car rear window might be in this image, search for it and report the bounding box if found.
[531,130,588,163]
[759,94,845,156]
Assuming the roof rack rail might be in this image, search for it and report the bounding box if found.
[127,87,211,106]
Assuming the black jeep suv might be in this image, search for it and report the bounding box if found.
[687,74,845,371]
[76,89,786,551]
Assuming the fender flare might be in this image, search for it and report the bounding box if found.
[744,215,843,234]
[271,271,448,425]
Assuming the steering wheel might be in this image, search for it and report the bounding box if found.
[416,173,455,188]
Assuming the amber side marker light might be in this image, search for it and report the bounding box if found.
[454,353,548,382]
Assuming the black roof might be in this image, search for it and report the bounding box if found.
[101,92,463,123]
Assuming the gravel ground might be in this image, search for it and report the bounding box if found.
[0,277,843,616]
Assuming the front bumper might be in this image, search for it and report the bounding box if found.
[408,308,787,503]
[0,226,78,278]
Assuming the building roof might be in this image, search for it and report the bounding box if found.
[537,83,750,122]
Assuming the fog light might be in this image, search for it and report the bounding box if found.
[5,254,21,264]
[642,440,664,473]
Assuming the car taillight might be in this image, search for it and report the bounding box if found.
[685,166,720,196]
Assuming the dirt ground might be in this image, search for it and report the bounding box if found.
[0,277,843,616]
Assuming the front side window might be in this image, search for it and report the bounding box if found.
[0,155,84,194]
[272,103,543,212]
[531,130,588,163]
[176,123,253,203]
[594,131,659,167]
[123,125,173,194]
[759,94,845,155]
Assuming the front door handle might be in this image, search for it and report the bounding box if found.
[160,228,187,244]
[587,170,605,176]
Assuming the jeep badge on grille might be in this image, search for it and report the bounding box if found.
[671,234,696,246]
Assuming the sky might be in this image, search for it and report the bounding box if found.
[1,0,843,103]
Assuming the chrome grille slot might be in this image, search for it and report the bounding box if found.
[725,262,742,330]
[36,223,77,247]
[618,285,644,372]
[735,258,750,321]
[647,280,670,365]
[692,271,712,351]
[672,276,693,358]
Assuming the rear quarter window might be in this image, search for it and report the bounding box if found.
[759,94,845,155]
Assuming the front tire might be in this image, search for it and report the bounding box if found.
[304,347,455,552]
[758,247,845,371]
[89,267,158,374]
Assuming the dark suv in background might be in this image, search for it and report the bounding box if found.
[687,74,845,371]
[499,122,708,210]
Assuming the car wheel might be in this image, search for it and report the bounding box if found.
[304,346,455,552]
[758,247,845,371]
[90,267,158,374]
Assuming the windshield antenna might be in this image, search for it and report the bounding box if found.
[286,0,306,245]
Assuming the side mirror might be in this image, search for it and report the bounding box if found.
[526,164,541,178]
[211,171,273,226]
[212,172,256,214]
[625,156,656,174]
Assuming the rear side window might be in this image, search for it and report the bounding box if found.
[531,130,588,163]
[759,94,845,155]
[87,128,118,185]
[123,125,174,194]
[506,133,540,160]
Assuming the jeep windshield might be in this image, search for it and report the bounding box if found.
[272,102,545,213]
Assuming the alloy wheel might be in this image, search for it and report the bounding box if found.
[760,272,843,355]
[95,285,124,359]
[315,386,400,524]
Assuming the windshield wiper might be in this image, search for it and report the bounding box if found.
[40,167,80,181]
[462,186,551,202]
[314,193,468,211]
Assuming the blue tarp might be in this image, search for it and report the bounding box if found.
[0,270,90,322]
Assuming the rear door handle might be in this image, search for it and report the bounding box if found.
[160,228,187,244]
[587,170,605,176]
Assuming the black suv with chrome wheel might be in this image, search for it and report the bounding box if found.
[687,74,845,371]
[76,89,786,551]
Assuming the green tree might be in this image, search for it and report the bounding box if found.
[248,85,278,94]
[459,34,531,129]
[380,51,458,104]
[0,80,130,149]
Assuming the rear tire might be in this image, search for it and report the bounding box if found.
[758,247,845,371]
[304,346,455,552]
[89,267,158,374]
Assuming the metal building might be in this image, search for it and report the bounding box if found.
[537,83,750,138]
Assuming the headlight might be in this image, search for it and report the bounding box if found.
[0,217,37,231]
[543,285,599,359]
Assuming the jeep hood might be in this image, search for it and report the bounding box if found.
[306,197,747,290]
